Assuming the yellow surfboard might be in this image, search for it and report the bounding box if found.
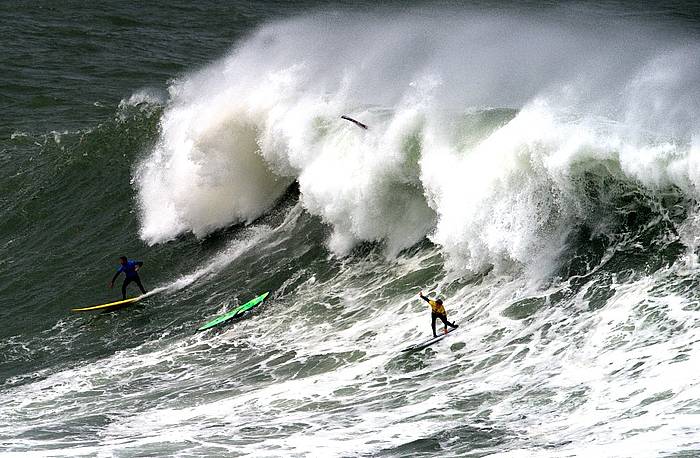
[71,296,144,312]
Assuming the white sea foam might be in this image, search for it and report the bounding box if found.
[6,241,700,456]
[119,88,166,109]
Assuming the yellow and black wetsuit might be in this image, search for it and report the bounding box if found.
[419,293,458,337]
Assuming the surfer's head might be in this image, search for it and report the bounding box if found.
[119,256,127,265]
[436,298,443,305]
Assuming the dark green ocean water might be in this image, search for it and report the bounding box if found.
[3,1,700,456]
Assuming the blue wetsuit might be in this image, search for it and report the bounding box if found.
[112,259,146,299]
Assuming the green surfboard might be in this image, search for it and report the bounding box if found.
[197,292,269,331]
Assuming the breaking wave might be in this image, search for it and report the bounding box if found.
[135,10,700,273]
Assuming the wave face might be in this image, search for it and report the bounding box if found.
[136,11,700,272]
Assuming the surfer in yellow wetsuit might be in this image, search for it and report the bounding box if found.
[418,291,458,337]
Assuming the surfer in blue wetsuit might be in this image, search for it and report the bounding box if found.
[109,256,147,300]
[418,291,458,337]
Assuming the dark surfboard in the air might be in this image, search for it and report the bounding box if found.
[402,327,457,352]
[341,115,368,130]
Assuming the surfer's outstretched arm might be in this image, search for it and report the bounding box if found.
[418,291,431,303]
[109,270,122,288]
